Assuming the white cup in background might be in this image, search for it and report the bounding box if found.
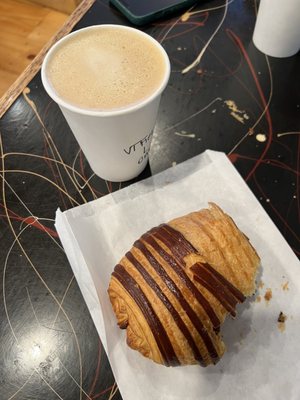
[41,25,170,182]
[253,0,300,58]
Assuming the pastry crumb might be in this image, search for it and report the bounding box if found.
[277,312,287,333]
[278,312,286,323]
[264,288,272,303]
[281,281,289,291]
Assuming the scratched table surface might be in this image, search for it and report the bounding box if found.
[0,0,299,399]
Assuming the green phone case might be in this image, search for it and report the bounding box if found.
[110,0,198,26]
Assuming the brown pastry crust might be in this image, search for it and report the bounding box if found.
[108,203,260,367]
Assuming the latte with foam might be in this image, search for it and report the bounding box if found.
[46,26,167,111]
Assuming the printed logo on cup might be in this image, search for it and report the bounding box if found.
[124,132,153,165]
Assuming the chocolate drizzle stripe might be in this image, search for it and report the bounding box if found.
[192,266,237,317]
[189,216,238,283]
[142,233,221,331]
[145,234,219,323]
[149,227,190,264]
[162,224,198,253]
[201,263,245,303]
[113,264,179,366]
[135,237,219,362]
[147,229,220,330]
[152,224,245,305]
[126,251,205,365]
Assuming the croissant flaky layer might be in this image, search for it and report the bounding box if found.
[108,203,260,367]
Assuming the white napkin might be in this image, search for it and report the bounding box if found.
[56,150,300,400]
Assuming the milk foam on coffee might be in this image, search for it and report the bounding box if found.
[47,27,166,110]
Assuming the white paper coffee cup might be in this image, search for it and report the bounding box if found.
[41,25,170,182]
[253,0,300,58]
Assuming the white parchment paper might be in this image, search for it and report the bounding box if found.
[55,150,300,400]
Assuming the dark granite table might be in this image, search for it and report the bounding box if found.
[0,0,299,399]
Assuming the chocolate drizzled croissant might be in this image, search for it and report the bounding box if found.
[108,203,260,367]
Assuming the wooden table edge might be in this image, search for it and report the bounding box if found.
[0,0,96,118]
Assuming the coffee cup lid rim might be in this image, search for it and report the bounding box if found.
[41,24,171,117]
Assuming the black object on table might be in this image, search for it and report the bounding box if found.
[0,0,299,399]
